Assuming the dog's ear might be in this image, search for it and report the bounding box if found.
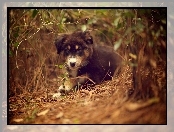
[83,31,93,44]
[55,35,66,54]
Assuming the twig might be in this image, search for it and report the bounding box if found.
[70,75,96,85]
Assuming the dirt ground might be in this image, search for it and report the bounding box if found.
[8,64,166,124]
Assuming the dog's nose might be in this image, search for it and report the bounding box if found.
[70,62,76,67]
[59,88,65,94]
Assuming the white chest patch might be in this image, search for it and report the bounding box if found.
[69,70,78,77]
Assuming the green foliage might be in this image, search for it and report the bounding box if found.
[9,9,166,52]
[81,25,87,32]
[55,64,64,69]
[14,42,19,47]
[25,107,39,122]
[114,39,122,51]
[32,9,38,18]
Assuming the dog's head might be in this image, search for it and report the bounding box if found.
[55,31,93,71]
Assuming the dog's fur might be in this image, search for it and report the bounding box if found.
[55,31,122,94]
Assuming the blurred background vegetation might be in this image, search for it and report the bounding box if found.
[9,8,166,100]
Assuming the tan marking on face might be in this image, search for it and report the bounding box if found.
[75,45,79,50]
[67,45,70,50]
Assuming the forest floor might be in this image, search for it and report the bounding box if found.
[8,65,166,124]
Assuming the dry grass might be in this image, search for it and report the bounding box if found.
[8,53,166,124]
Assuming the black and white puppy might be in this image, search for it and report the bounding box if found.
[54,31,122,95]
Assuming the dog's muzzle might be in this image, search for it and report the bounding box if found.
[67,57,78,68]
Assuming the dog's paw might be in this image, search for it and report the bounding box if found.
[52,92,61,98]
[58,84,72,94]
[52,83,73,98]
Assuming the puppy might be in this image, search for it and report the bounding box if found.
[54,31,122,95]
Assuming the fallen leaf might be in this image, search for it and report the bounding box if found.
[125,97,160,111]
[112,110,120,117]
[56,112,64,119]
[13,118,23,122]
[37,109,49,116]
[63,118,71,124]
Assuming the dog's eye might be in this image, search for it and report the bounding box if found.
[76,48,83,56]
[77,47,82,51]
[76,47,83,53]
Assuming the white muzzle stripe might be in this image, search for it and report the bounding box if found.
[68,57,77,63]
